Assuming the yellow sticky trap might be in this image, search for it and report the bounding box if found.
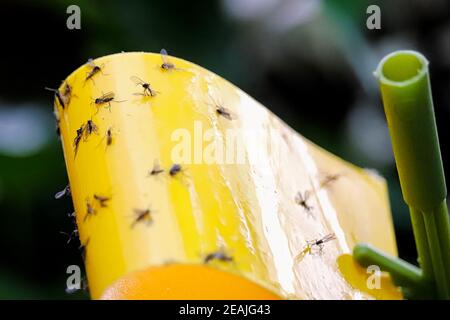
[56,52,400,299]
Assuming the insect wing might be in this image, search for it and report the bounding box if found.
[321,233,336,243]
[86,58,96,68]
[160,48,169,63]
[160,48,175,68]
[130,76,144,86]
[101,92,114,100]
[94,92,114,105]
[55,188,67,199]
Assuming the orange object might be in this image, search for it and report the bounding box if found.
[101,264,281,300]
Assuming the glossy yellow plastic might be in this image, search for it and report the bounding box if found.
[55,52,400,299]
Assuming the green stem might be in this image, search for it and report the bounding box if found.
[435,201,450,292]
[409,207,434,283]
[422,209,449,298]
[354,243,423,288]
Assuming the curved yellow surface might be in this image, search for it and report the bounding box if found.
[55,52,400,299]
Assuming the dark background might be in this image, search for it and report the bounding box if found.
[0,0,448,298]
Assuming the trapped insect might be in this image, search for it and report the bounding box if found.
[79,238,90,262]
[160,48,177,70]
[295,191,313,214]
[92,92,115,111]
[84,119,99,140]
[207,93,235,120]
[96,127,114,149]
[60,213,79,244]
[85,58,105,83]
[60,229,79,244]
[130,76,158,97]
[216,105,234,120]
[46,82,74,108]
[67,211,76,219]
[45,87,65,109]
[55,184,71,199]
[92,92,125,112]
[295,233,337,262]
[148,160,164,176]
[169,164,190,184]
[74,124,85,155]
[93,194,110,208]
[203,250,233,264]
[307,233,337,255]
[309,233,337,248]
[84,200,96,222]
[106,127,113,146]
[131,208,154,228]
[61,82,73,102]
[169,163,182,177]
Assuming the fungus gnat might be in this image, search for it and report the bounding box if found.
[306,233,337,255]
[84,119,99,140]
[93,194,110,208]
[74,124,85,156]
[216,105,234,120]
[45,87,65,109]
[46,82,74,108]
[84,200,96,222]
[309,233,336,248]
[85,58,105,83]
[93,92,115,111]
[67,211,76,219]
[60,82,74,107]
[92,92,125,112]
[79,238,90,262]
[131,208,154,228]
[60,229,79,244]
[62,82,72,100]
[207,93,235,120]
[148,160,164,176]
[203,250,233,264]
[106,127,113,146]
[295,233,337,262]
[160,48,176,70]
[169,163,182,177]
[295,191,313,214]
[55,184,71,199]
[97,127,114,149]
[130,76,158,97]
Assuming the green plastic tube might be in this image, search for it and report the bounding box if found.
[371,50,450,299]
[374,50,446,210]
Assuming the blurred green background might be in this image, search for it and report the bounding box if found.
[0,0,448,299]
